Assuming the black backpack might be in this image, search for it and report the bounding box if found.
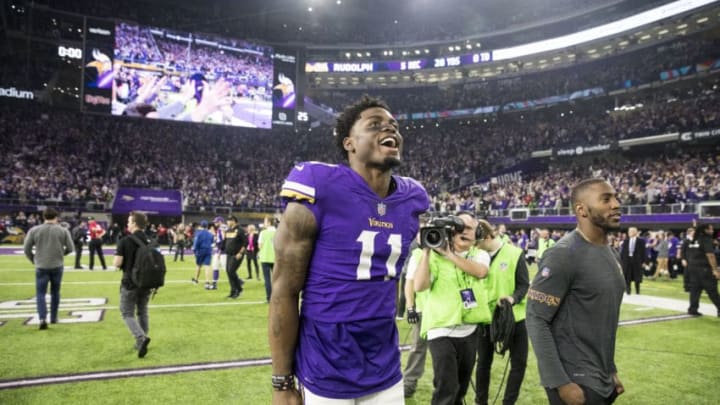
[128,234,166,290]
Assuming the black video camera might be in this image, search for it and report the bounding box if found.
[419,216,466,249]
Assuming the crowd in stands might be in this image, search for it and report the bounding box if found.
[452,150,720,216]
[308,34,720,113]
[3,1,720,213]
[2,76,719,213]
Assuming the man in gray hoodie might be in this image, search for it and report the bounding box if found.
[23,208,74,330]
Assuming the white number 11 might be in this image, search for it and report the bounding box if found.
[355,231,402,280]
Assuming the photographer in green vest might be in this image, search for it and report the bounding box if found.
[474,219,529,405]
[414,212,491,405]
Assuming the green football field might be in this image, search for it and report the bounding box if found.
[1,251,719,404]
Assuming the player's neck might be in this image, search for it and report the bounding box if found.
[352,165,394,198]
[576,223,606,245]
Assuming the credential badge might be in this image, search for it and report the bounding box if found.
[377,202,387,216]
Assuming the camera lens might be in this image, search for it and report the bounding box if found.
[425,229,442,247]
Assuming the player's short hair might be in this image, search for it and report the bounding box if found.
[334,94,392,160]
[697,223,713,234]
[43,208,58,220]
[570,178,608,212]
[477,219,496,240]
[131,212,148,229]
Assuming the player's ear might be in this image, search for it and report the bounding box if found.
[343,136,355,154]
[575,202,587,218]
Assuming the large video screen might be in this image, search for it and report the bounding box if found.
[111,22,274,128]
[271,49,298,127]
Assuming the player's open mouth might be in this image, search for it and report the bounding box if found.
[379,136,399,149]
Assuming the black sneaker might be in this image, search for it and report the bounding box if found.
[688,311,703,316]
[39,321,48,330]
[138,337,151,358]
[191,278,198,285]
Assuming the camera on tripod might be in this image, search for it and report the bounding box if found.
[419,216,466,249]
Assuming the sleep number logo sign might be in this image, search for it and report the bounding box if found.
[0,297,107,326]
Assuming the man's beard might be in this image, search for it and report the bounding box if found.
[588,207,620,231]
[369,156,402,171]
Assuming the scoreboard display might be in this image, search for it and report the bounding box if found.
[9,9,302,130]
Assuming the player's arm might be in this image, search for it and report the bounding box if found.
[445,249,489,279]
[503,255,530,306]
[404,269,416,310]
[404,253,420,323]
[23,228,35,264]
[702,238,719,275]
[414,248,432,292]
[63,229,74,255]
[526,251,576,395]
[269,202,316,404]
[113,240,125,269]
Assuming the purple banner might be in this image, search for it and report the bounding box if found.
[112,188,182,216]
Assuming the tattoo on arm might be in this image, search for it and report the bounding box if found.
[268,202,317,374]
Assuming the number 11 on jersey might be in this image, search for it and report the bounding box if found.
[355,231,403,280]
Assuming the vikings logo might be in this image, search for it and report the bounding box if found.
[86,49,114,89]
[273,73,295,109]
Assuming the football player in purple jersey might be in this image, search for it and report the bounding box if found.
[269,95,430,404]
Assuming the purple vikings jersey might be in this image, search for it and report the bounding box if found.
[280,162,430,398]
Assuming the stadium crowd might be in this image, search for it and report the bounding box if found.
[1,83,719,213]
[3,2,720,214]
[308,34,720,113]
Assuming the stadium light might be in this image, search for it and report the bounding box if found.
[493,0,717,61]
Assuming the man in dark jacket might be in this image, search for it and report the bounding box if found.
[684,223,720,316]
[224,216,247,298]
[71,220,87,269]
[114,212,153,358]
[620,227,646,294]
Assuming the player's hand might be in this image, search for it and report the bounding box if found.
[498,296,515,306]
[136,75,167,104]
[192,78,232,122]
[272,389,302,405]
[406,307,420,324]
[558,382,585,405]
[432,241,453,257]
[613,373,625,396]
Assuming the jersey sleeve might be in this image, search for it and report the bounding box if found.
[526,245,573,389]
[280,162,319,205]
[527,247,571,322]
[470,249,491,267]
[404,176,431,216]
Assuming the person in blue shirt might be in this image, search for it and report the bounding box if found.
[192,221,214,288]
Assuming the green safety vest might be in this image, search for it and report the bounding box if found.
[485,243,526,322]
[258,227,276,263]
[421,246,491,338]
[536,238,555,259]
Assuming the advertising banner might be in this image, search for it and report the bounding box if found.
[112,188,182,216]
